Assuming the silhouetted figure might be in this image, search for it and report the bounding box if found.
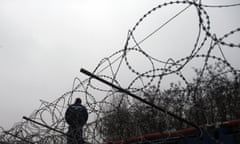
[65,98,88,144]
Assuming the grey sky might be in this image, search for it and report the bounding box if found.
[0,0,240,129]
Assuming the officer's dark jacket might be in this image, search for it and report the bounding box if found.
[65,103,88,127]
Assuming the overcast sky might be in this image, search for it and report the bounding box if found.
[0,0,239,129]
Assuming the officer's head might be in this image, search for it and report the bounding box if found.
[75,98,82,104]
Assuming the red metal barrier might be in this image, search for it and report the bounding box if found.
[106,119,240,144]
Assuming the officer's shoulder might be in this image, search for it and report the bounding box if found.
[70,104,86,109]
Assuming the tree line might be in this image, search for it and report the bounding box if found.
[97,62,240,142]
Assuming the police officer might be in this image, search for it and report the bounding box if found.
[65,98,88,144]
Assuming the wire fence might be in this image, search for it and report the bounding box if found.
[1,0,240,143]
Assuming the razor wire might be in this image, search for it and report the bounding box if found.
[0,0,240,144]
